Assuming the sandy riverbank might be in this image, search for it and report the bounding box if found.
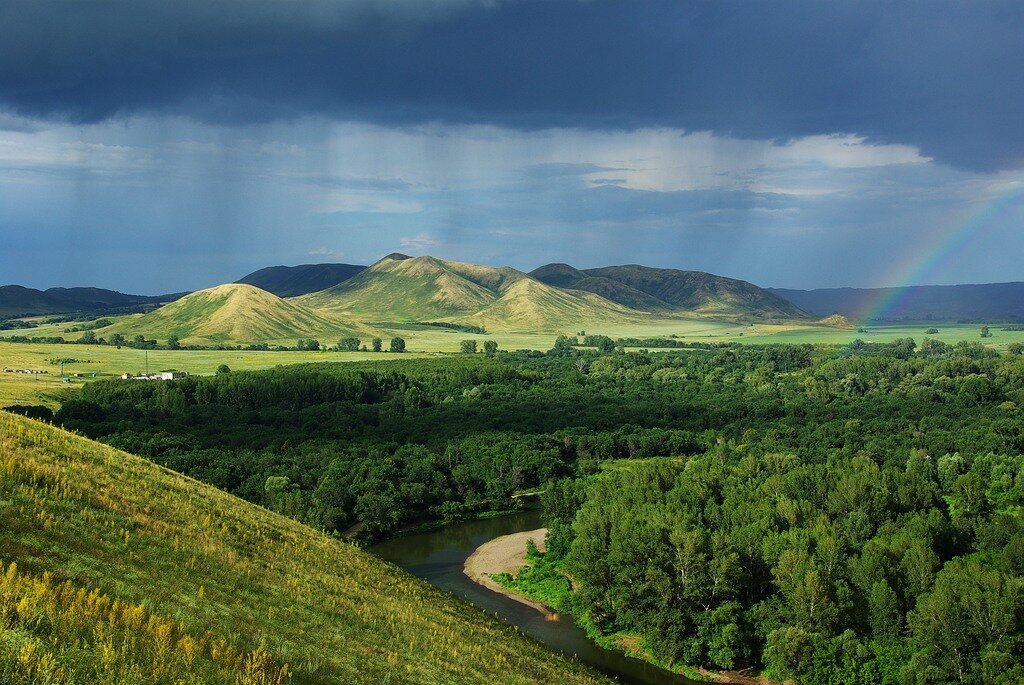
[463,527,552,615]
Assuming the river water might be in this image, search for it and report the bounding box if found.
[370,510,697,685]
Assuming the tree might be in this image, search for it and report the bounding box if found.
[460,339,478,354]
[549,335,577,356]
[79,330,97,344]
[166,334,181,350]
[868,579,902,640]
[981,326,992,338]
[390,337,406,353]
[338,337,360,352]
[109,333,126,348]
[483,340,498,356]
[908,557,1023,684]
[216,364,231,375]
[372,337,382,352]
[584,335,615,353]
[264,475,303,518]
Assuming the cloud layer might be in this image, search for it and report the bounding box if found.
[2,1,1023,171]
[2,118,1020,293]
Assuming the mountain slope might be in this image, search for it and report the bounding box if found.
[299,253,636,330]
[769,282,1024,322]
[237,263,367,297]
[532,263,809,319]
[0,285,185,318]
[98,283,365,344]
[0,412,606,684]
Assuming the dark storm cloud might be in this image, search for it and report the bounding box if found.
[1,0,1022,171]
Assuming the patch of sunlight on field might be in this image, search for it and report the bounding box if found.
[733,322,1024,347]
[6,320,1022,407]
[0,343,432,407]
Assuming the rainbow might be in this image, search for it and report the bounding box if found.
[857,179,1024,324]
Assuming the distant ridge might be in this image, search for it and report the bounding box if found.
[769,282,1024,322]
[531,263,810,320]
[0,285,186,318]
[237,262,367,297]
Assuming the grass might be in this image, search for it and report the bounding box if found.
[0,412,610,684]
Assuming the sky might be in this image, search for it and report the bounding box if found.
[1,0,1023,294]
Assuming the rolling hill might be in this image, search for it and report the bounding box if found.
[768,282,1024,322]
[531,263,810,320]
[237,262,367,297]
[0,411,608,684]
[0,285,186,318]
[97,283,369,345]
[300,253,642,331]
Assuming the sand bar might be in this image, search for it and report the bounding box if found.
[463,527,552,615]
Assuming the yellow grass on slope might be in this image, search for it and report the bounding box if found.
[0,413,609,685]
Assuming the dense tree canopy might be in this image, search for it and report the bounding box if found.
[52,339,1024,682]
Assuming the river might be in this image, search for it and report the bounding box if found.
[370,510,698,685]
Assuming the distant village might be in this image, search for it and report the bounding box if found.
[121,371,189,381]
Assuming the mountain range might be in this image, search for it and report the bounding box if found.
[6,256,1024,343]
[298,253,645,328]
[85,254,807,344]
[769,282,1024,322]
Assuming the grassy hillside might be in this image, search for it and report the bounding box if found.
[301,254,512,320]
[467,278,642,331]
[98,284,371,345]
[300,254,639,331]
[532,263,809,320]
[237,263,367,297]
[0,412,608,684]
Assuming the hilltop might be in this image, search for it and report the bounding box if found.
[98,283,368,345]
[531,263,809,320]
[300,254,641,331]
[0,411,608,684]
[237,262,367,297]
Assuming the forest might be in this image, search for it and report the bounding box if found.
[50,337,1024,683]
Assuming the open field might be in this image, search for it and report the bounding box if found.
[5,321,1023,407]
[728,322,1024,347]
[0,411,608,684]
[0,343,432,408]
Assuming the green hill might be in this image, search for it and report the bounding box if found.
[98,283,370,345]
[0,411,608,684]
[300,254,639,331]
[467,278,643,331]
[531,263,810,320]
